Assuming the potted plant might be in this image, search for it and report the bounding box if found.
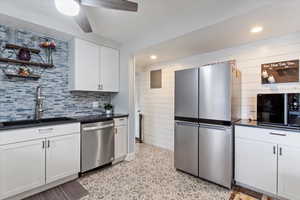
[104,103,113,115]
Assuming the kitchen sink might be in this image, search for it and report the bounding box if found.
[38,117,75,123]
[0,117,76,128]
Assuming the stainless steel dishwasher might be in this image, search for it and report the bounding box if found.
[81,120,114,173]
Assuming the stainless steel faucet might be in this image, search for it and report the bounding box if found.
[35,86,44,120]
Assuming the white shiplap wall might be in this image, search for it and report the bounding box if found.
[137,32,300,151]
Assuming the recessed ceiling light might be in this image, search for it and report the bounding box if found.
[250,26,263,33]
[150,55,157,60]
[55,0,80,16]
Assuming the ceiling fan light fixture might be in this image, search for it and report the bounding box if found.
[150,55,157,60]
[250,26,263,33]
[55,0,80,16]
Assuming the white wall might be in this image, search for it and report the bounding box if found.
[112,48,136,153]
[137,31,300,151]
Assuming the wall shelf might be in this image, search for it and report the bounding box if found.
[5,44,41,54]
[4,72,41,80]
[0,58,54,68]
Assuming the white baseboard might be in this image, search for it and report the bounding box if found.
[235,181,278,199]
[125,152,135,161]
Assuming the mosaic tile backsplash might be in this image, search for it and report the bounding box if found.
[0,24,110,122]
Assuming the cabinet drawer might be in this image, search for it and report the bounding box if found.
[114,117,128,127]
[235,125,300,148]
[0,123,80,146]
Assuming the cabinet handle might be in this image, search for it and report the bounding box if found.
[47,140,50,148]
[115,128,118,135]
[42,141,45,149]
[279,147,282,156]
[269,132,287,137]
[273,146,276,155]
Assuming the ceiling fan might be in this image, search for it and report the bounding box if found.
[55,0,138,33]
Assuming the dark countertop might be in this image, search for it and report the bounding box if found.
[0,114,129,131]
[235,119,300,132]
[0,117,79,131]
[73,113,129,124]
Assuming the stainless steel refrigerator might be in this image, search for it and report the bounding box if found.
[174,61,241,189]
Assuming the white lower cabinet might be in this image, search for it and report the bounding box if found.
[114,118,128,162]
[46,134,80,184]
[0,123,80,200]
[278,145,300,200]
[235,138,277,194]
[0,139,46,200]
[115,125,128,160]
[235,125,300,200]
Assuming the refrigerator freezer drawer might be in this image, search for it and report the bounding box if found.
[174,121,199,176]
[198,124,232,188]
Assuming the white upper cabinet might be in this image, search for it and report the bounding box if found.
[71,38,100,91]
[70,38,120,92]
[100,46,120,92]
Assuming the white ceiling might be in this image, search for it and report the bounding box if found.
[0,0,275,45]
[1,0,299,67]
[135,0,300,67]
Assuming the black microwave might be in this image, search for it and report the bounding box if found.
[257,93,300,127]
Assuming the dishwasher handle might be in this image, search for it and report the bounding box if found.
[83,124,114,132]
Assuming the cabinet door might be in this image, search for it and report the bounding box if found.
[115,126,128,160]
[46,134,80,184]
[100,47,119,92]
[278,145,300,200]
[235,138,277,195]
[74,38,100,91]
[0,139,45,199]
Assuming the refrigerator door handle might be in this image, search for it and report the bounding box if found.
[175,121,199,127]
[199,123,231,131]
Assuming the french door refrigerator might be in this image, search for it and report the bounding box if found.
[174,61,241,189]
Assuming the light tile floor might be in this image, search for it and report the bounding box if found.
[79,143,231,200]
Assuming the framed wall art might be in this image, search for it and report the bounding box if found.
[261,60,299,84]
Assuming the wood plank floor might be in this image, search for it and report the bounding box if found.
[24,181,88,200]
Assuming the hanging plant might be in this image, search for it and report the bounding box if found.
[39,40,56,65]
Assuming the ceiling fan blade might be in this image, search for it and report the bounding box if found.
[74,8,93,33]
[79,0,138,12]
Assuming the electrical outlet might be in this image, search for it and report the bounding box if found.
[92,102,99,108]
